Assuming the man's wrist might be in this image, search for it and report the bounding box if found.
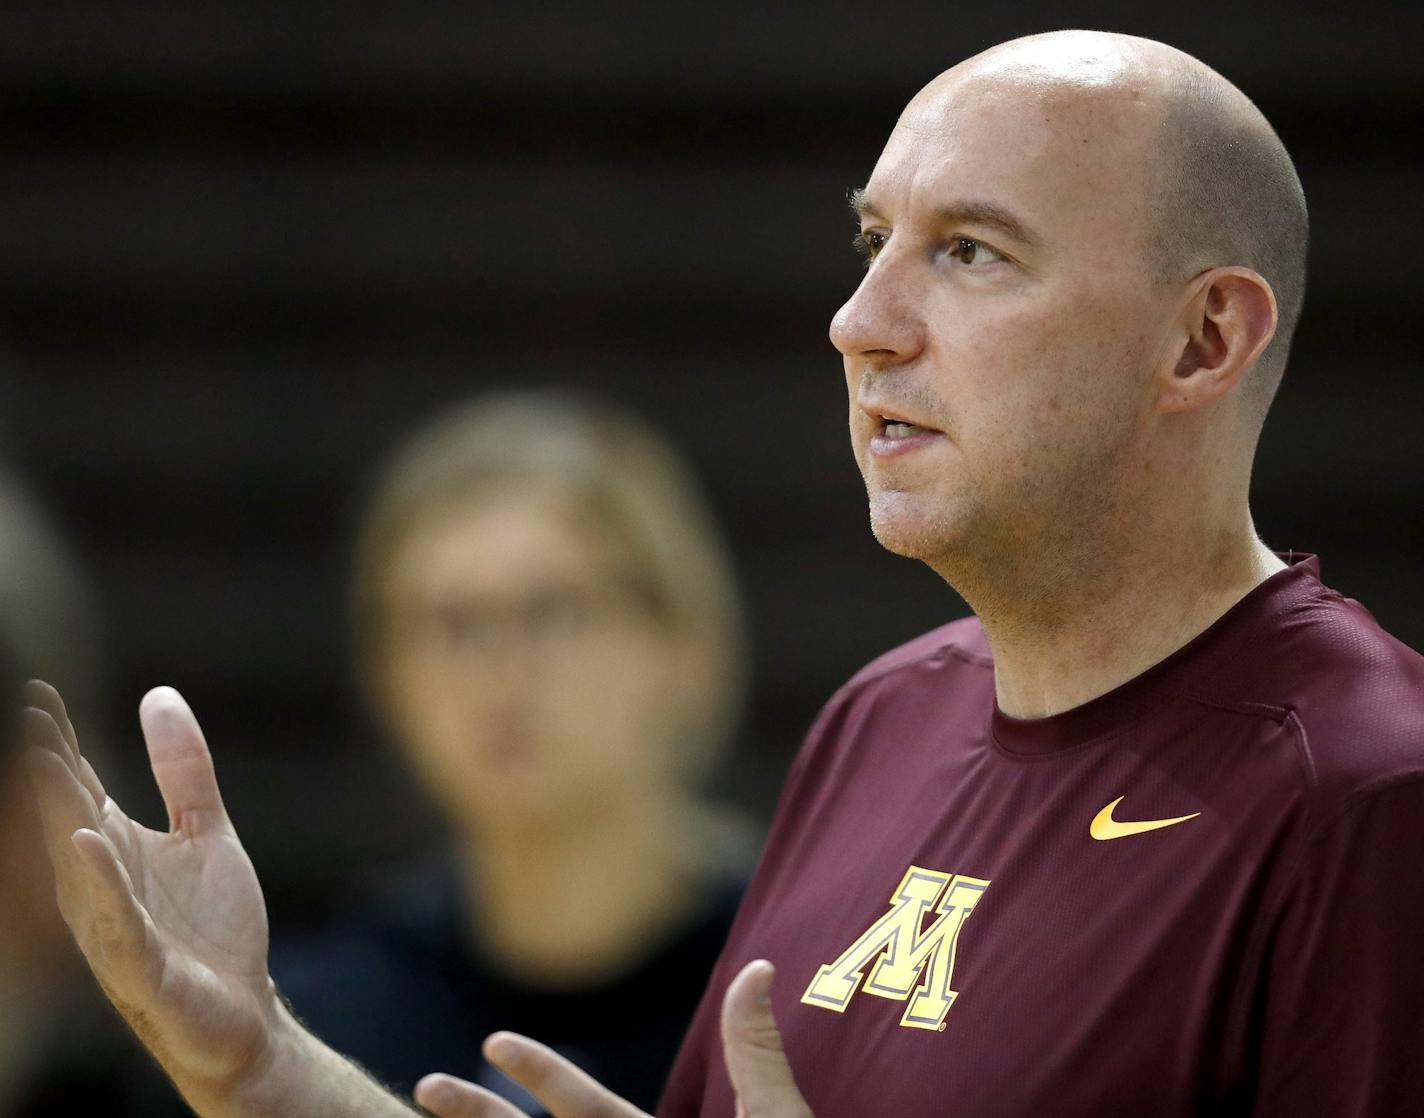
[167,990,307,1118]
[194,995,416,1118]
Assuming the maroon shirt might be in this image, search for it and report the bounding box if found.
[661,556,1424,1115]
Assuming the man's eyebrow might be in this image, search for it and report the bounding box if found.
[849,186,880,220]
[849,187,1040,248]
[936,201,1040,248]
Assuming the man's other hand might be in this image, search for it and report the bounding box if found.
[24,681,281,1099]
[415,959,811,1118]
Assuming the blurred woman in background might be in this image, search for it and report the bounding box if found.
[270,391,753,1112]
[0,472,127,1117]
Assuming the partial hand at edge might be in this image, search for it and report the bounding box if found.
[413,959,812,1118]
[719,961,813,1118]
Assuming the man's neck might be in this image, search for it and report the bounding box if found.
[968,529,1284,720]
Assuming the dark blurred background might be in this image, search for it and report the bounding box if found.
[0,2,1419,926]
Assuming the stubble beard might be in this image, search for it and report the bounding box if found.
[865,481,978,566]
[864,423,1136,629]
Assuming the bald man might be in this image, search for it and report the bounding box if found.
[25,30,1424,1118]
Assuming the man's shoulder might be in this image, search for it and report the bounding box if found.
[799,616,994,746]
[1245,580,1424,809]
[840,614,993,693]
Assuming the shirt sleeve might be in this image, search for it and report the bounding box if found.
[1247,777,1424,1116]
[657,685,860,1116]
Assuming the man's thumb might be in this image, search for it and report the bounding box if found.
[720,960,812,1117]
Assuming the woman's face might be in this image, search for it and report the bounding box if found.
[375,485,691,836]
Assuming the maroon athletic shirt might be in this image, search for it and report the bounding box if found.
[661,555,1424,1116]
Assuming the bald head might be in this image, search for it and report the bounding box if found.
[1143,55,1309,409]
[938,32,1310,414]
[835,32,1308,595]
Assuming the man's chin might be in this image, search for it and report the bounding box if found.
[867,494,960,562]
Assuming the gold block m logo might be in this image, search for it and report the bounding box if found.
[801,865,990,1031]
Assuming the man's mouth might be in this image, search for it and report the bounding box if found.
[864,407,943,459]
[882,420,929,440]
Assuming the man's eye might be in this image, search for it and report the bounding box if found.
[948,237,1004,266]
[853,229,888,264]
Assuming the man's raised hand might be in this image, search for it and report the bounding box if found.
[25,680,813,1118]
[24,681,282,1103]
[414,960,812,1118]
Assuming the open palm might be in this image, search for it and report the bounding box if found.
[26,680,816,1118]
[26,681,277,1090]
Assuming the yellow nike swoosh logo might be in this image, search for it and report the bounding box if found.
[1090,796,1200,841]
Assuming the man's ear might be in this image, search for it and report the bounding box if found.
[1160,267,1277,413]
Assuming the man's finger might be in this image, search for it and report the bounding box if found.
[720,960,812,1118]
[139,687,231,836]
[76,753,110,811]
[24,679,81,755]
[22,704,106,813]
[414,1073,530,1118]
[22,704,80,777]
[27,746,108,937]
[71,827,154,987]
[27,745,102,851]
[482,1032,646,1118]
[25,682,112,809]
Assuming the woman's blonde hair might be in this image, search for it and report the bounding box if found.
[351,391,747,781]
[0,474,102,726]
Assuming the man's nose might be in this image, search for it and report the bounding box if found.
[829,253,923,363]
